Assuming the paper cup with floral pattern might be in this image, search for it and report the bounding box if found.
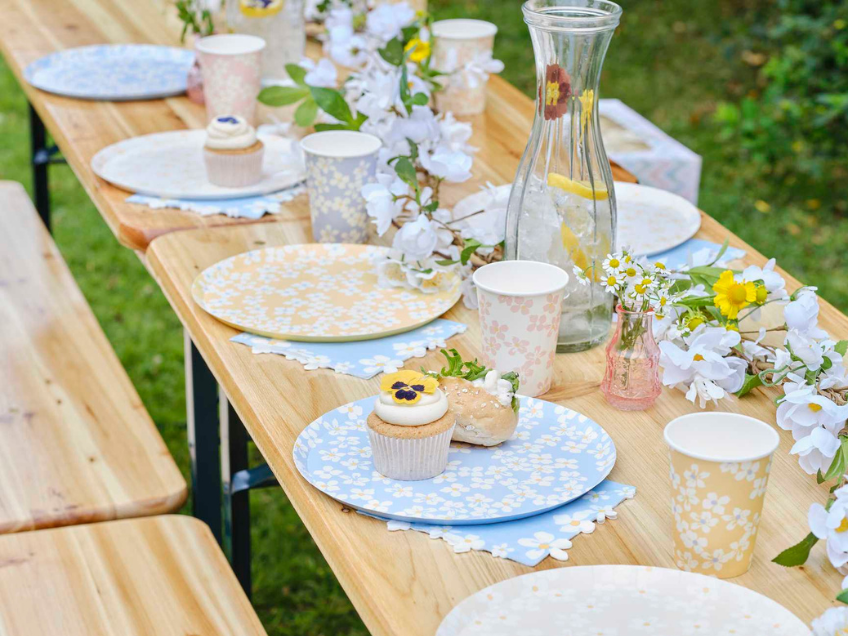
[665,412,780,579]
[300,131,382,244]
[431,19,498,116]
[196,34,265,125]
[473,261,568,397]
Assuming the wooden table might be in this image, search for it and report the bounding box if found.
[0,0,635,252]
[147,210,847,634]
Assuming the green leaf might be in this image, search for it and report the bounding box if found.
[435,259,457,266]
[772,532,818,567]
[286,63,307,86]
[822,438,848,482]
[836,340,848,356]
[310,87,353,123]
[257,85,309,107]
[410,92,429,106]
[392,157,419,192]
[294,98,319,128]
[707,238,731,266]
[378,37,405,66]
[460,239,482,265]
[314,122,354,132]
[836,589,848,605]
[735,373,764,397]
[675,295,716,308]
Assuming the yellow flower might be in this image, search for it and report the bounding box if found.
[404,38,431,63]
[713,270,756,319]
[687,315,704,330]
[380,370,439,404]
[754,284,768,305]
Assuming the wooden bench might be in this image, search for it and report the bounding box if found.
[0,515,268,635]
[0,182,186,533]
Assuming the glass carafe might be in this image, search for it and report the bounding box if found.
[504,0,622,352]
[226,0,306,82]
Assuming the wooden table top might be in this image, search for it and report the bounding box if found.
[0,182,186,533]
[0,515,267,635]
[147,210,848,635]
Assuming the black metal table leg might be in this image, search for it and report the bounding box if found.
[222,395,252,597]
[184,331,223,544]
[29,103,52,232]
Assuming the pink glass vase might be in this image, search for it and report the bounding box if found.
[601,305,662,410]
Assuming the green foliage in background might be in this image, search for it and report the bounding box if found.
[1,0,847,634]
[714,0,848,189]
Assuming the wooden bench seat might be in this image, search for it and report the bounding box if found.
[0,182,186,533]
[0,515,268,635]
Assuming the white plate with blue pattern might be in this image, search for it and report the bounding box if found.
[293,396,616,525]
[25,45,195,101]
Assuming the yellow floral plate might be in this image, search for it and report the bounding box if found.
[191,243,462,342]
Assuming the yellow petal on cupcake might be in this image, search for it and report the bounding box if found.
[380,370,440,404]
[547,172,609,201]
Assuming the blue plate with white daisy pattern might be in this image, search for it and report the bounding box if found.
[293,396,616,525]
[25,45,194,101]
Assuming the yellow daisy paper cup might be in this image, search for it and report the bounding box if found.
[664,412,779,579]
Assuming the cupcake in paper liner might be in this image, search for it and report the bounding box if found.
[203,115,264,187]
[367,370,456,481]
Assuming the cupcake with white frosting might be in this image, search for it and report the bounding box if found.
[203,115,264,187]
[367,371,456,481]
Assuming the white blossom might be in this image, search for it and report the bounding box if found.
[785,288,828,340]
[810,485,848,573]
[658,326,747,407]
[361,175,405,235]
[300,57,338,88]
[812,607,848,636]
[365,2,415,42]
[420,147,473,182]
[742,258,788,302]
[392,215,439,261]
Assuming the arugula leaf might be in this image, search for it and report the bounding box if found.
[294,98,319,128]
[772,532,818,567]
[258,85,309,107]
[435,349,521,411]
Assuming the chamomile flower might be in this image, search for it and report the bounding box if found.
[602,273,622,293]
[602,253,624,274]
[572,265,590,286]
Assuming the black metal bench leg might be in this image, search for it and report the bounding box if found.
[29,103,51,232]
[185,331,223,544]
[222,395,252,598]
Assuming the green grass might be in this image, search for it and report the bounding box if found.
[1,1,846,634]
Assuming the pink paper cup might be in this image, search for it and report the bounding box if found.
[473,261,568,397]
[196,34,265,125]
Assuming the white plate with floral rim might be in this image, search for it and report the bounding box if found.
[192,243,461,342]
[293,396,616,525]
[24,44,195,101]
[92,130,305,200]
[437,565,810,636]
[453,183,701,257]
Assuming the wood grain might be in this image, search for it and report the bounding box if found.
[0,182,186,533]
[0,0,635,252]
[0,515,268,635]
[147,209,848,635]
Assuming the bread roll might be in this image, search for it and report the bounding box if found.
[440,376,519,446]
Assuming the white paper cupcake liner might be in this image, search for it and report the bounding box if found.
[203,146,264,188]
[368,424,456,481]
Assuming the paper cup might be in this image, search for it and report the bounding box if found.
[431,19,498,116]
[300,131,382,244]
[196,34,265,125]
[473,261,568,397]
[664,412,780,579]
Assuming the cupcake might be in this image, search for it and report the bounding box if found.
[367,371,456,481]
[436,349,521,447]
[203,115,264,187]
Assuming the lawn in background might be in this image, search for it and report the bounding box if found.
[1,1,845,634]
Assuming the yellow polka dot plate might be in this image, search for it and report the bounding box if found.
[192,243,461,342]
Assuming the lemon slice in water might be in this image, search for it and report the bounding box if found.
[547,172,609,201]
